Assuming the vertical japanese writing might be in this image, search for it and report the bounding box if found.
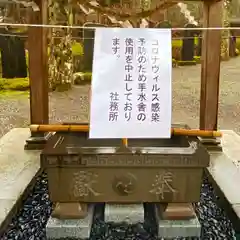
[124,38,134,121]
[136,38,147,122]
[109,92,120,122]
[112,37,120,58]
[108,37,121,122]
[91,29,172,139]
[151,39,161,122]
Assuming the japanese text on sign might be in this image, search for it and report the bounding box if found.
[90,28,172,138]
[124,38,134,121]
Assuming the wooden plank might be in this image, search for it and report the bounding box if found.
[200,1,222,130]
[28,0,49,125]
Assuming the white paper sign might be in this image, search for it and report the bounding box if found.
[90,28,172,138]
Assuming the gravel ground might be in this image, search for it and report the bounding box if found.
[0,58,240,239]
[1,173,236,240]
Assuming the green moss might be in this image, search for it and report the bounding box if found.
[46,42,83,56]
[72,42,83,56]
[172,38,199,48]
[194,56,201,63]
[0,90,29,98]
[0,78,29,91]
[194,37,198,45]
[194,56,200,60]
[178,60,197,66]
[172,39,182,48]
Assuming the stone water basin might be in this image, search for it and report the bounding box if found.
[41,125,210,204]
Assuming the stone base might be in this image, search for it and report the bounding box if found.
[158,213,201,238]
[46,205,94,239]
[104,204,144,224]
[52,202,88,219]
[25,132,53,150]
[160,203,196,220]
[198,136,222,151]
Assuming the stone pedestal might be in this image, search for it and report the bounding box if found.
[156,204,201,238]
[160,203,196,220]
[198,136,222,151]
[25,132,53,150]
[52,202,88,219]
[104,204,144,224]
[158,216,201,238]
[46,205,94,239]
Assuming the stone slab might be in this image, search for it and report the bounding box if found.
[207,130,240,205]
[221,130,240,169]
[208,152,240,204]
[46,205,94,239]
[104,204,144,224]
[207,130,240,233]
[0,199,16,225]
[0,128,40,229]
[158,214,201,238]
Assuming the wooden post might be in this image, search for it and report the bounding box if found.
[200,0,222,130]
[25,0,50,150]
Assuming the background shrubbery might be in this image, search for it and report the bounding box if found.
[0,38,240,93]
[0,41,84,92]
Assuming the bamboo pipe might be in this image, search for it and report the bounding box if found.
[29,124,222,138]
[122,138,128,147]
[171,128,222,137]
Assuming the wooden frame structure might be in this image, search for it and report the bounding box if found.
[25,0,222,148]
